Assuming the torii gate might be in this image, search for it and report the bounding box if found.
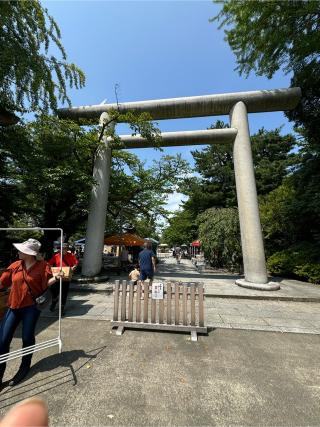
[58,87,301,290]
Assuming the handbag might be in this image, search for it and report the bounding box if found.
[23,269,51,311]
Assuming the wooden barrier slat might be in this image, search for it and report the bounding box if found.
[159,297,164,324]
[190,283,196,326]
[113,280,120,321]
[198,283,204,327]
[167,283,172,324]
[121,280,127,321]
[182,285,187,325]
[136,281,141,322]
[151,296,156,324]
[175,283,179,325]
[143,281,149,323]
[128,280,134,322]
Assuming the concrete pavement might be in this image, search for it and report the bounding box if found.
[1,258,320,425]
[1,319,320,426]
[57,258,320,335]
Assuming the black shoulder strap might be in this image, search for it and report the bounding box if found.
[22,268,36,302]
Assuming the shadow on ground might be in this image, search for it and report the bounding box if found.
[0,345,106,410]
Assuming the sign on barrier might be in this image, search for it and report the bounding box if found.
[0,227,63,364]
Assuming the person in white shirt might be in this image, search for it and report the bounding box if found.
[128,265,140,285]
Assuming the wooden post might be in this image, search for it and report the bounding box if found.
[182,285,187,325]
[113,280,120,321]
[190,283,195,326]
[121,280,127,321]
[136,281,141,322]
[198,283,204,327]
[128,280,134,322]
[167,282,172,325]
[143,281,149,323]
[175,283,180,325]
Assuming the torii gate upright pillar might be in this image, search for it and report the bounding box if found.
[230,102,279,290]
[82,113,114,277]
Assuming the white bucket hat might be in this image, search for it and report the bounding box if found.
[13,238,41,256]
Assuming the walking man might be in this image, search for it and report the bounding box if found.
[138,242,156,283]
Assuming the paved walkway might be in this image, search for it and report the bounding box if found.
[2,260,320,425]
[41,258,320,335]
[1,319,320,426]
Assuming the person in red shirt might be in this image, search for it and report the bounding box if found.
[48,243,78,314]
[0,238,60,390]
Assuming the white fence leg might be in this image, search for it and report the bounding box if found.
[191,331,197,342]
[116,326,124,336]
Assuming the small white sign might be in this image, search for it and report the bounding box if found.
[152,282,164,299]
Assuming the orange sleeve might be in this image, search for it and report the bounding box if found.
[0,269,12,289]
[0,261,20,289]
[41,262,53,291]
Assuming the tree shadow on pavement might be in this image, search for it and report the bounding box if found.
[0,346,106,410]
[157,272,241,280]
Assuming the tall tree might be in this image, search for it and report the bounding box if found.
[181,126,297,217]
[197,207,242,271]
[0,115,189,253]
[0,0,85,113]
[161,210,197,247]
[212,0,320,139]
[211,0,320,257]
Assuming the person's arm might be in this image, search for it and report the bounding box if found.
[152,256,156,272]
[48,275,58,287]
[0,264,14,291]
[46,262,64,287]
[70,254,79,271]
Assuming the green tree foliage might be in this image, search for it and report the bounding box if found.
[182,125,296,217]
[107,152,190,236]
[259,181,298,254]
[211,1,320,280]
[197,208,242,271]
[0,0,85,112]
[211,1,319,78]
[267,242,320,284]
[162,126,297,267]
[0,115,189,254]
[161,210,197,247]
[212,0,320,144]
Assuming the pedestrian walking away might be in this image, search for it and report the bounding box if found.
[0,238,61,389]
[48,243,78,315]
[138,242,156,283]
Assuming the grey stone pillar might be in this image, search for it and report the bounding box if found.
[230,102,279,290]
[82,113,114,277]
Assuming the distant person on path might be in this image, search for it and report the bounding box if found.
[138,242,156,283]
[174,247,181,263]
[0,239,61,389]
[48,243,78,315]
[121,247,129,270]
[128,264,140,285]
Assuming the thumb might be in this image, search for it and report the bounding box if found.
[0,397,48,427]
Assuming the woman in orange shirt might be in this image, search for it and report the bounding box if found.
[0,238,59,390]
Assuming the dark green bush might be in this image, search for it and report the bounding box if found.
[267,242,320,284]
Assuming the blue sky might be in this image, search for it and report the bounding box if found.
[44,0,293,212]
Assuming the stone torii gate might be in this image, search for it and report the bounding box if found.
[58,87,301,290]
